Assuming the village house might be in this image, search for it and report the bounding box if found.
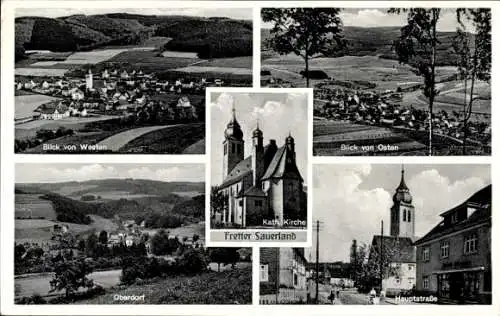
[37,102,70,120]
[260,248,308,304]
[414,185,491,304]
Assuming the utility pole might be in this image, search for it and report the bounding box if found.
[380,220,384,293]
[315,220,320,304]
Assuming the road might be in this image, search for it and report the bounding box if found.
[15,269,122,299]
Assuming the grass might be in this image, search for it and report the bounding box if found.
[121,123,205,154]
[105,50,198,72]
[77,266,252,304]
[202,56,252,69]
[15,194,57,219]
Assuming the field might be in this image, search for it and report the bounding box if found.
[173,66,252,75]
[313,120,427,156]
[161,50,199,58]
[76,265,252,304]
[16,93,59,121]
[79,191,159,200]
[263,55,457,91]
[15,215,118,244]
[15,194,56,219]
[105,50,198,72]
[201,56,252,69]
[15,68,68,77]
[96,125,181,152]
[119,123,206,154]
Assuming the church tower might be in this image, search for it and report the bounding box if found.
[222,105,244,177]
[390,165,415,240]
[251,122,264,187]
[85,69,93,90]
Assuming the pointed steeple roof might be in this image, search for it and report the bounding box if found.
[224,104,243,140]
[393,165,412,203]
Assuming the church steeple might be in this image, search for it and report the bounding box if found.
[222,104,244,177]
[390,165,415,239]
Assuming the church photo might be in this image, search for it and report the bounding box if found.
[208,89,311,231]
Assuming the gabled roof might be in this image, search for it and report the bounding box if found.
[261,146,303,181]
[220,157,252,189]
[243,186,266,197]
[415,185,491,245]
[371,235,416,263]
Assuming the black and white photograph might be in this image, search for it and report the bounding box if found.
[258,164,492,305]
[208,89,311,244]
[14,8,253,154]
[14,163,252,304]
[261,8,491,156]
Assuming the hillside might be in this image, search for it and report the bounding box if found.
[15,179,205,197]
[15,13,252,61]
[262,26,473,66]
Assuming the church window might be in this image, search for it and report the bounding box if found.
[224,143,227,155]
[239,200,243,207]
[408,210,411,222]
[232,143,235,153]
[260,264,269,282]
[403,209,407,221]
[255,200,263,207]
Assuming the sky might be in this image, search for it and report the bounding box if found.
[210,92,309,186]
[308,164,491,263]
[262,8,475,32]
[15,7,252,20]
[15,163,205,183]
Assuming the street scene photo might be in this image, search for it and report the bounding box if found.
[209,90,310,243]
[14,8,253,154]
[259,164,491,305]
[261,8,491,156]
[14,163,252,304]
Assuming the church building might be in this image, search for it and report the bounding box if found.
[214,106,306,228]
[369,166,417,295]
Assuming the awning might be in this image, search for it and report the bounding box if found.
[432,266,485,274]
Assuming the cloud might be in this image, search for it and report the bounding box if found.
[15,164,204,183]
[312,164,391,262]
[409,169,486,238]
[311,165,488,262]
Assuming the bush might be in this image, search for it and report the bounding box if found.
[17,294,47,305]
[176,248,207,274]
[300,70,329,79]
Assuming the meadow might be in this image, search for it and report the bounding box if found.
[76,265,252,304]
[15,194,56,219]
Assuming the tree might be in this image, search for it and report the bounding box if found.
[150,229,180,256]
[355,241,400,293]
[262,8,346,87]
[388,8,441,156]
[211,186,227,223]
[209,248,240,272]
[49,259,94,298]
[453,9,491,154]
[98,230,108,245]
[15,243,26,260]
[86,234,98,257]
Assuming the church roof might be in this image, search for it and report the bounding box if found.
[371,235,416,263]
[243,186,267,197]
[261,146,303,181]
[220,157,252,188]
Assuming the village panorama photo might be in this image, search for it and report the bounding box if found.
[261,8,491,156]
[14,7,253,154]
[14,163,252,305]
